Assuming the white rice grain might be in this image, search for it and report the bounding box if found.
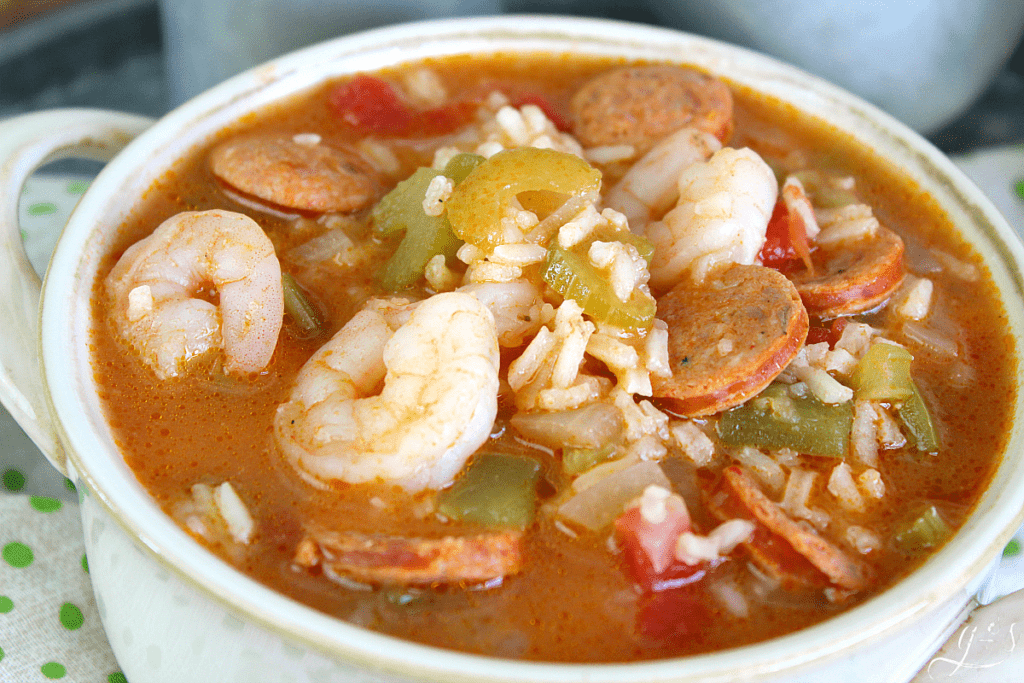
[669,420,715,467]
[846,525,881,554]
[584,144,637,164]
[422,175,454,217]
[850,400,880,468]
[731,446,785,494]
[896,276,934,321]
[858,469,886,499]
[214,482,255,545]
[827,463,865,513]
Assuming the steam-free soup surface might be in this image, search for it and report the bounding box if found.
[91,53,1015,662]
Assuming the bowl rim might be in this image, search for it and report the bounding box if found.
[41,13,1024,682]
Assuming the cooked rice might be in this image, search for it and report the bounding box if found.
[895,276,934,320]
[292,133,321,146]
[644,320,672,379]
[490,243,548,267]
[845,525,881,554]
[669,420,716,467]
[850,400,880,468]
[557,203,604,248]
[858,469,885,499]
[827,463,865,513]
[731,446,785,494]
[585,144,637,164]
[424,255,460,292]
[781,468,830,530]
[401,68,447,107]
[422,175,454,217]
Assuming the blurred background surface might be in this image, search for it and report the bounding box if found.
[1,0,1023,153]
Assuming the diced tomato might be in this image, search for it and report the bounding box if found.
[760,200,817,273]
[806,317,849,348]
[510,93,573,132]
[636,585,711,642]
[759,201,799,271]
[328,75,412,134]
[328,75,478,137]
[615,502,707,592]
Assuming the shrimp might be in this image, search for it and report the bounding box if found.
[457,280,545,347]
[275,292,500,493]
[105,209,284,379]
[605,127,722,232]
[646,147,778,291]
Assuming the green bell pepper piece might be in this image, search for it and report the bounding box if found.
[436,453,542,529]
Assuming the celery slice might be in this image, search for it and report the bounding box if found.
[894,505,950,554]
[281,272,324,337]
[898,382,940,452]
[849,342,915,401]
[372,167,463,291]
[436,454,542,530]
[717,383,854,457]
[543,246,655,331]
[442,152,484,184]
[446,147,602,250]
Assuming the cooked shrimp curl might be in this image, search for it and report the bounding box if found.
[275,292,500,493]
[106,209,284,379]
[647,147,778,290]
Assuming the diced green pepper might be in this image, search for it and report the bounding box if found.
[281,272,324,337]
[717,383,854,457]
[372,167,463,291]
[543,245,656,331]
[446,147,602,250]
[436,453,542,529]
[894,505,951,554]
[897,383,940,452]
[562,442,619,476]
[848,342,915,401]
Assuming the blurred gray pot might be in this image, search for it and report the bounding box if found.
[159,0,500,106]
[650,0,1024,133]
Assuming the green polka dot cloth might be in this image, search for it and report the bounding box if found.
[3,175,126,682]
[5,151,1024,681]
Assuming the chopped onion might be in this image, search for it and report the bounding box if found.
[902,321,959,357]
[510,402,623,450]
[558,461,670,531]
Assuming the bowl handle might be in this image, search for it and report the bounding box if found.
[0,109,154,475]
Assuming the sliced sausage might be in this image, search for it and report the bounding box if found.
[789,225,905,318]
[570,66,733,153]
[711,466,873,591]
[210,135,379,213]
[293,528,523,586]
[652,264,808,417]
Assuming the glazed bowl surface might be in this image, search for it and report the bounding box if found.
[2,15,1023,683]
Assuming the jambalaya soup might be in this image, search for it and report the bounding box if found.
[91,54,1016,662]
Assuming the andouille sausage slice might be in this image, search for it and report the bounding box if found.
[652,264,808,417]
[570,66,734,153]
[711,467,873,591]
[210,134,379,213]
[788,225,905,318]
[294,528,523,586]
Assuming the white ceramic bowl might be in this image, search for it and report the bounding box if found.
[2,16,1024,683]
